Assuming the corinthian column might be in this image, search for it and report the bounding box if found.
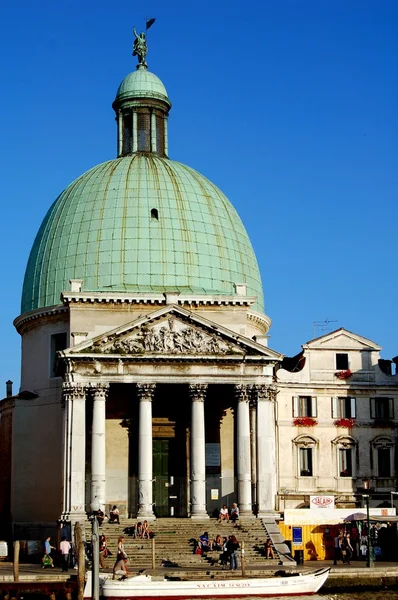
[61,383,87,524]
[235,384,253,515]
[254,385,277,516]
[189,383,209,519]
[137,383,156,519]
[90,383,109,511]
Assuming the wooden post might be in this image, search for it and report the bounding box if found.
[13,541,20,582]
[77,541,85,600]
[152,537,155,571]
[241,540,246,578]
[75,522,85,600]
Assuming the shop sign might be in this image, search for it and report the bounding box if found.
[310,495,335,509]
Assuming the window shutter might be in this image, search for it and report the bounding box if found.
[293,396,299,417]
[370,398,376,419]
[332,397,338,418]
[389,398,394,419]
[311,397,317,418]
[350,398,356,419]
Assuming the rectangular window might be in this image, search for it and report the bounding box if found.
[336,353,349,370]
[332,397,356,418]
[50,332,67,377]
[370,397,394,420]
[293,396,317,417]
[339,449,352,477]
[299,448,313,476]
[378,448,391,477]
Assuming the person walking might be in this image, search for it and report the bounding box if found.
[341,533,353,565]
[226,535,240,570]
[59,536,71,572]
[42,536,55,568]
[333,531,343,565]
[112,536,128,580]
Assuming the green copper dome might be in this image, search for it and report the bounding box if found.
[21,155,264,314]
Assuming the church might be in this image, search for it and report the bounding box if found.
[1,33,397,540]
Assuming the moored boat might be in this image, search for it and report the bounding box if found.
[84,567,330,598]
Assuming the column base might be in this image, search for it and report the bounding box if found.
[239,511,256,518]
[256,511,280,519]
[137,509,156,520]
[60,512,88,526]
[190,513,210,520]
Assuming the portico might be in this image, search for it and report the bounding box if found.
[58,304,281,522]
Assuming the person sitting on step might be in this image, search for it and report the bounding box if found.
[265,538,275,559]
[218,505,229,522]
[109,505,120,524]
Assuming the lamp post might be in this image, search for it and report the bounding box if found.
[362,478,373,568]
[390,491,398,513]
[90,498,101,600]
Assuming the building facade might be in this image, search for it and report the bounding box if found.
[1,43,397,539]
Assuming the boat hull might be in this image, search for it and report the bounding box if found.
[85,568,330,599]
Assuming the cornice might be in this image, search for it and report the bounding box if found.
[61,291,256,308]
[247,310,272,334]
[14,305,68,333]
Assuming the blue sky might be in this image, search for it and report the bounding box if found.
[1,0,397,391]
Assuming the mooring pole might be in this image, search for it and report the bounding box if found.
[152,537,156,570]
[241,540,246,577]
[13,541,20,582]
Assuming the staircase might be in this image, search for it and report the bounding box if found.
[85,518,285,578]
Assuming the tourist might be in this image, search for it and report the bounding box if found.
[42,536,55,568]
[112,536,128,580]
[220,536,229,567]
[95,508,105,526]
[213,534,223,551]
[199,531,213,552]
[333,531,343,565]
[265,538,274,559]
[109,505,120,524]
[230,503,239,523]
[341,533,353,565]
[218,505,229,522]
[136,522,143,538]
[60,536,71,572]
[142,520,151,539]
[226,535,240,570]
[99,534,109,569]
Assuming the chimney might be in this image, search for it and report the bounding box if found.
[6,380,13,398]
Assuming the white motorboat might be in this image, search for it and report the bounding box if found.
[84,567,330,598]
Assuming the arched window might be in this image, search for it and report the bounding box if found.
[151,208,159,220]
[370,436,394,478]
[293,435,318,477]
[332,435,357,478]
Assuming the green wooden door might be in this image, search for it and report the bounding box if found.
[153,439,169,517]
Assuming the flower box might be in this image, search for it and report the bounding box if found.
[293,417,318,427]
[334,418,356,428]
[335,369,353,380]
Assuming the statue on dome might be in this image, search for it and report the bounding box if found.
[133,27,148,68]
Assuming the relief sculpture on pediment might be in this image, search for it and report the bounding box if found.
[103,317,242,356]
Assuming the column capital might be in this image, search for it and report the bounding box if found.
[189,383,207,402]
[62,382,87,401]
[136,382,156,401]
[89,382,109,400]
[234,383,251,402]
[251,384,278,403]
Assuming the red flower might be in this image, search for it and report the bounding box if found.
[335,369,353,380]
[293,417,318,427]
[334,418,356,428]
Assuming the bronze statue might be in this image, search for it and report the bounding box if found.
[133,27,148,68]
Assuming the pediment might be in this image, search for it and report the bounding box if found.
[304,328,381,351]
[66,305,282,360]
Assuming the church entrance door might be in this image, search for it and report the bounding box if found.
[153,439,169,517]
